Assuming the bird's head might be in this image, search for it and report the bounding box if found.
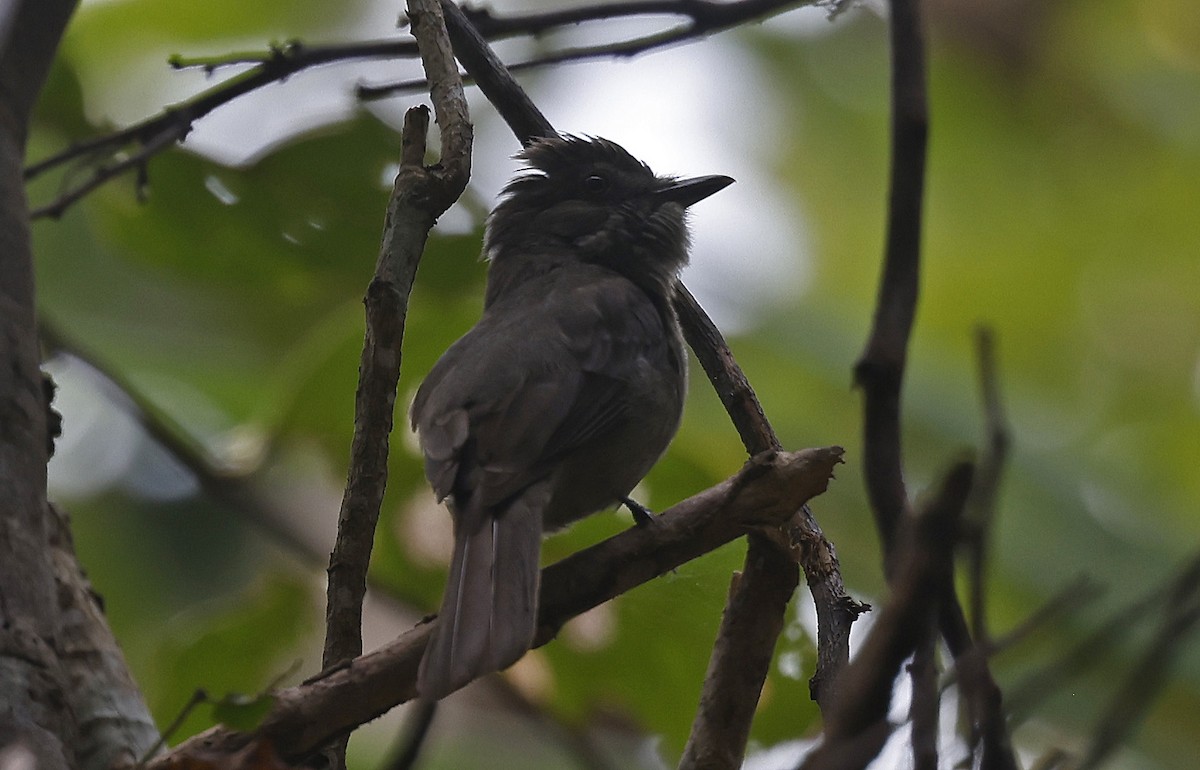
[483,136,733,296]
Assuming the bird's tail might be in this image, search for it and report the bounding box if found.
[417,483,546,700]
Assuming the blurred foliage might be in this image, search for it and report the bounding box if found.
[27,0,1200,768]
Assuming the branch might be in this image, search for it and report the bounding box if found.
[964,325,1011,644]
[852,0,928,555]
[800,461,974,770]
[26,0,840,219]
[146,447,844,765]
[956,327,1019,770]
[679,540,799,770]
[908,629,939,770]
[794,507,869,707]
[363,0,835,101]
[1077,552,1200,769]
[675,289,861,761]
[0,1,151,767]
[321,1,470,765]
[440,0,556,143]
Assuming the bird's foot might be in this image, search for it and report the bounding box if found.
[621,496,655,527]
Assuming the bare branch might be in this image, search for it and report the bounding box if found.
[908,631,939,770]
[795,508,869,708]
[955,327,1020,770]
[680,543,799,770]
[675,285,779,454]
[320,7,470,764]
[852,0,929,555]
[26,0,836,218]
[848,13,1014,767]
[800,461,974,770]
[322,0,472,694]
[677,283,860,741]
[440,0,556,144]
[146,447,844,766]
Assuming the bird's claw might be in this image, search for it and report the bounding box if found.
[621,496,656,527]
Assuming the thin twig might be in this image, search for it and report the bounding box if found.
[1006,572,1172,721]
[981,576,1102,659]
[964,325,1011,644]
[956,326,1018,769]
[363,0,823,101]
[26,0,832,219]
[1076,552,1200,770]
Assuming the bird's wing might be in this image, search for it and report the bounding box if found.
[411,269,672,527]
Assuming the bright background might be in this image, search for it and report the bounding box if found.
[27,0,1200,767]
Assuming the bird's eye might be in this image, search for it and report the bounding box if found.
[582,174,609,194]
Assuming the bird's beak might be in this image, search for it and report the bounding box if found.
[653,175,735,207]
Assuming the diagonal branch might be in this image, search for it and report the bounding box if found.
[1077,551,1200,770]
[440,0,556,144]
[146,447,844,766]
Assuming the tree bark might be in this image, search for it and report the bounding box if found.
[1,3,159,767]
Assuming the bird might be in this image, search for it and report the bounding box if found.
[411,135,733,700]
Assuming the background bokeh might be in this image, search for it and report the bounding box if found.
[27,0,1200,767]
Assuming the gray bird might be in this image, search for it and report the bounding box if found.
[412,135,733,699]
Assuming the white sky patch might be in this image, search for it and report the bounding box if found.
[531,41,813,332]
[46,354,198,501]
